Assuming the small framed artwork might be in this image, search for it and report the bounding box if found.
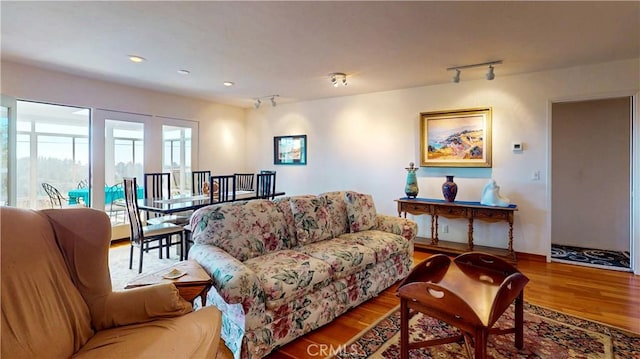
[274,135,307,165]
[420,107,492,167]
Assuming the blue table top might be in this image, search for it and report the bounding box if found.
[68,186,144,206]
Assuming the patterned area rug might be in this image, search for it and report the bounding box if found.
[334,303,639,358]
[551,244,631,271]
[108,243,181,290]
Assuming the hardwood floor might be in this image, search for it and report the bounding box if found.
[265,249,640,359]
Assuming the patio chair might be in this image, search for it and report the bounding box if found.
[42,183,68,208]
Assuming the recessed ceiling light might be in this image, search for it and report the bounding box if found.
[128,55,146,63]
[223,81,234,87]
[177,69,191,75]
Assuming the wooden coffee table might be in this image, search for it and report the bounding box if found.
[397,252,529,359]
[125,260,212,306]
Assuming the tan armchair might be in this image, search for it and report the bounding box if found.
[1,206,222,358]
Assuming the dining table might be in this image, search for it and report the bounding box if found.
[137,190,286,215]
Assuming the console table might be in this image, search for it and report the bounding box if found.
[396,197,518,262]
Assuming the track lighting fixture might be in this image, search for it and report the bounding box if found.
[254,95,280,109]
[446,60,502,83]
[329,72,347,87]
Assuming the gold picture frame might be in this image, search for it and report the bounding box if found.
[420,107,492,167]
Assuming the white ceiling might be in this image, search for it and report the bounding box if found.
[1,1,638,108]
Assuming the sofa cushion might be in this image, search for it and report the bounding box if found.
[1,207,94,358]
[190,200,289,261]
[338,230,410,263]
[290,196,332,244]
[320,191,350,237]
[345,191,377,232]
[244,250,333,309]
[273,195,315,248]
[296,240,376,280]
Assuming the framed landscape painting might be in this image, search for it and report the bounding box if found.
[420,107,492,167]
[274,135,307,165]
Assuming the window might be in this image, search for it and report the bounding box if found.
[15,101,90,209]
[162,125,192,195]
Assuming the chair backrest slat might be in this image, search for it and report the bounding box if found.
[123,177,144,246]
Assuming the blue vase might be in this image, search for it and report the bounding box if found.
[442,175,458,202]
[404,162,419,198]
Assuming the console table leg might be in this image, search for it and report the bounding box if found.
[432,215,438,244]
[508,221,514,253]
[468,218,474,250]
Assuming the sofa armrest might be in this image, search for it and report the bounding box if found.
[376,214,417,242]
[93,283,192,330]
[188,244,265,314]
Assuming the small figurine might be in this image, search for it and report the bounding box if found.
[202,181,210,195]
[480,179,510,207]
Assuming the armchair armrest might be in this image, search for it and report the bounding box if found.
[188,244,265,316]
[376,214,417,242]
[93,283,192,330]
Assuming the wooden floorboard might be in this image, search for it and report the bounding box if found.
[266,249,640,358]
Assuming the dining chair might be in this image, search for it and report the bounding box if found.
[256,172,276,199]
[41,183,69,208]
[192,170,212,195]
[144,172,184,224]
[210,175,236,203]
[123,177,185,273]
[234,173,255,192]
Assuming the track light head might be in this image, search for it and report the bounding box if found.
[329,72,347,87]
[254,99,261,109]
[270,96,277,107]
[486,65,495,80]
[452,69,461,83]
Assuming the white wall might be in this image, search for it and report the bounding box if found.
[246,58,640,258]
[0,61,247,172]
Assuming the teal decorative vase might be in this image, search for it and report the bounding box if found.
[442,175,458,202]
[404,162,419,198]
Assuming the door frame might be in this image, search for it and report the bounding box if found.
[548,91,638,274]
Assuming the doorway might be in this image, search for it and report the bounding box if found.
[551,97,632,271]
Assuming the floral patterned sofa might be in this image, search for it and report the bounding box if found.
[188,191,417,359]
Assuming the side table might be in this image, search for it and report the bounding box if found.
[125,260,212,306]
[397,252,529,359]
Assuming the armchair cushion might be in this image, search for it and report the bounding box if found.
[345,191,377,232]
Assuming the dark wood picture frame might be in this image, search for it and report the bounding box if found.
[274,135,307,165]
